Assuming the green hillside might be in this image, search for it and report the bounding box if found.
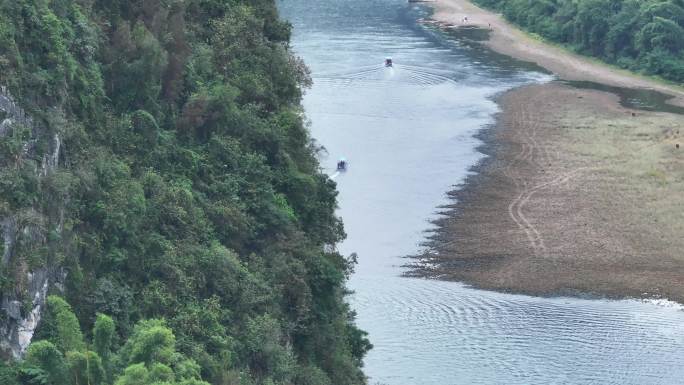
[0,1,370,384]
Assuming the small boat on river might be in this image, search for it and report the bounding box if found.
[337,158,348,171]
[385,57,393,67]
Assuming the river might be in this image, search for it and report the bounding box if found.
[277,1,684,384]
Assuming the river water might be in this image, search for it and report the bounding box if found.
[277,1,684,384]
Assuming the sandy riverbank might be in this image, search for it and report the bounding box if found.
[429,0,684,107]
[412,0,684,302]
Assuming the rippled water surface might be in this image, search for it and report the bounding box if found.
[278,1,684,384]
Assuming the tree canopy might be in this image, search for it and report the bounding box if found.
[473,0,684,82]
[0,0,370,384]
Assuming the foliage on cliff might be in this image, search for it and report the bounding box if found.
[0,0,370,384]
[5,296,211,385]
[472,0,684,83]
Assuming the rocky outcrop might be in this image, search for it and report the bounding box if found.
[0,86,35,138]
[0,268,49,359]
[0,87,64,359]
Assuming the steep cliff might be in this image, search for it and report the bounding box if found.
[0,87,64,359]
[0,1,369,384]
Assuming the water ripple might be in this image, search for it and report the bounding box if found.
[279,0,684,384]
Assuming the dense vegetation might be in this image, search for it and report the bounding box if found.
[0,0,370,384]
[4,296,214,384]
[472,0,684,83]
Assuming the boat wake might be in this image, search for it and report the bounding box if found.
[314,63,460,88]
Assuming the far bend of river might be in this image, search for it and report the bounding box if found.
[278,1,684,384]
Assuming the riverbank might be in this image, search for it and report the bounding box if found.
[429,0,684,107]
[413,0,684,303]
[413,82,684,302]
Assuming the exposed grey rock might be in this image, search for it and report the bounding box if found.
[0,87,64,359]
[0,86,35,136]
[0,268,50,359]
[1,218,15,266]
[4,301,21,320]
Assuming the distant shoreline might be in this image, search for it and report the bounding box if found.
[428,0,684,107]
[411,0,684,304]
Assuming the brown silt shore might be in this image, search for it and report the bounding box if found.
[409,81,684,302]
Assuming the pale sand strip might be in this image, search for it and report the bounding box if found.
[429,0,684,106]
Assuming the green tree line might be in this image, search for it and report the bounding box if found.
[2,296,211,385]
[0,0,370,384]
[472,0,684,82]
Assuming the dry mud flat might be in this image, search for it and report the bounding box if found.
[413,83,684,302]
[410,0,684,302]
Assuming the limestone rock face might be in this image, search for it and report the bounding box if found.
[0,87,65,359]
[0,268,49,358]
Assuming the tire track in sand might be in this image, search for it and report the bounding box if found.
[504,98,585,257]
